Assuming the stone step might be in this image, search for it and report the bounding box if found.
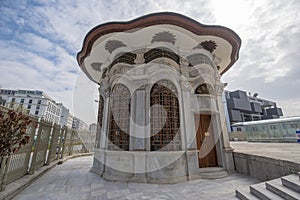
[199,167,225,173]
[281,174,300,193]
[266,179,300,200]
[250,182,282,200]
[236,187,260,200]
[198,167,228,179]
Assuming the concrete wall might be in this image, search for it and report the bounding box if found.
[233,152,300,181]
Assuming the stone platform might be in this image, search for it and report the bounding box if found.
[230,141,300,164]
[231,141,300,181]
[13,156,258,200]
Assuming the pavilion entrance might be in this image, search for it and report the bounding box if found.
[195,114,218,168]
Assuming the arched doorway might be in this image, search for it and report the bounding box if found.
[194,84,217,168]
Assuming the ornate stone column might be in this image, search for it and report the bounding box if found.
[99,84,110,150]
[92,83,110,176]
[180,80,200,180]
[130,79,148,182]
[215,82,235,173]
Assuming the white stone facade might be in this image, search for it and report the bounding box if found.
[77,12,241,183]
[90,49,235,183]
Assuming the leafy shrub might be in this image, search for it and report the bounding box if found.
[0,109,32,157]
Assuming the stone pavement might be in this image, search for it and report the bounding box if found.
[231,141,300,164]
[13,156,258,200]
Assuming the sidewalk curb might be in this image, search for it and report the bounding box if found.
[0,153,93,200]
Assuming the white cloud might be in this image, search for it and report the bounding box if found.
[1,0,300,124]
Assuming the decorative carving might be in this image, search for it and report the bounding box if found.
[181,80,193,90]
[199,40,217,53]
[99,79,110,98]
[215,83,225,95]
[105,40,126,54]
[134,79,148,89]
[195,83,214,94]
[134,53,145,64]
[90,62,102,71]
[151,31,176,45]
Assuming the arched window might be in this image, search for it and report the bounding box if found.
[150,80,181,151]
[97,95,104,127]
[108,84,130,151]
[195,83,214,94]
[187,53,214,67]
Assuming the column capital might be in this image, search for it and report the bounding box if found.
[99,80,111,98]
[180,80,193,92]
[215,82,226,96]
[133,79,148,89]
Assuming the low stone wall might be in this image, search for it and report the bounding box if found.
[92,149,201,183]
[233,152,300,181]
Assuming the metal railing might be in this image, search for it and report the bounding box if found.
[0,107,90,191]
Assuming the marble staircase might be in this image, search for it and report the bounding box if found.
[236,172,300,200]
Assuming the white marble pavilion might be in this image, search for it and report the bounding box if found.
[77,12,241,183]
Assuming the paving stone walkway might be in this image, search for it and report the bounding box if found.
[13,156,258,200]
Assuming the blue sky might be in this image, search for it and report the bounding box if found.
[0,0,300,124]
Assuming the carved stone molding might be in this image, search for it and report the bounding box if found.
[134,79,148,89]
[151,31,176,45]
[99,80,111,98]
[180,80,193,91]
[134,53,145,64]
[91,62,102,71]
[215,83,225,96]
[105,40,126,54]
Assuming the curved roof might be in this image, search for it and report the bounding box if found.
[77,12,241,82]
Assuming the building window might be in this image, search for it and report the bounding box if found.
[29,99,33,104]
[35,110,39,115]
[20,99,24,104]
[108,84,130,151]
[144,48,180,65]
[150,80,181,151]
[37,99,41,104]
[98,96,104,127]
[12,98,15,102]
[195,83,214,94]
[36,105,40,109]
[27,105,31,109]
[187,53,214,67]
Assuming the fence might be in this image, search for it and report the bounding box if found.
[0,107,89,191]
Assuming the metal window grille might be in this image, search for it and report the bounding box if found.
[150,80,181,151]
[108,84,130,151]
